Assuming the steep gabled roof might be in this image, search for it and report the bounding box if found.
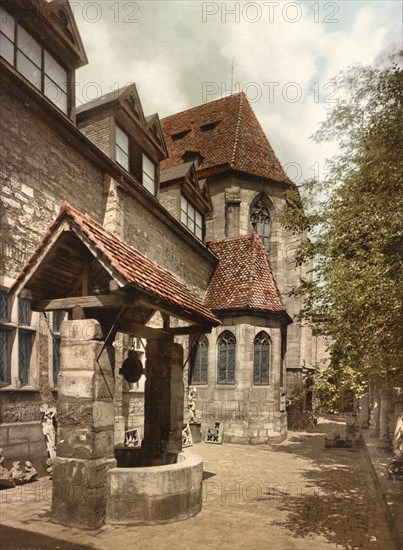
[11,202,220,327]
[161,93,291,185]
[205,234,289,318]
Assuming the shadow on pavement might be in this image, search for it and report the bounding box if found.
[0,524,95,550]
[257,419,391,549]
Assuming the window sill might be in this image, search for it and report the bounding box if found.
[0,385,40,392]
[0,321,17,329]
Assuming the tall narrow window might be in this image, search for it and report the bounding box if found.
[52,310,63,386]
[44,51,68,114]
[0,7,15,65]
[190,335,208,385]
[116,125,129,170]
[18,298,32,385]
[250,197,271,251]
[253,331,271,385]
[142,154,156,195]
[0,290,11,384]
[181,195,203,240]
[217,331,236,384]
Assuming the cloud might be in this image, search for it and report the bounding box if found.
[73,0,400,182]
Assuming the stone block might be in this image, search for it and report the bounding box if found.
[57,427,114,460]
[52,456,116,529]
[60,341,104,372]
[61,320,103,342]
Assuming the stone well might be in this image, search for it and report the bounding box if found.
[106,451,203,525]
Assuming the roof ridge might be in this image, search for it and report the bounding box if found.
[230,92,244,167]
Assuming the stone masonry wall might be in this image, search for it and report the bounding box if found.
[205,175,312,391]
[78,115,112,159]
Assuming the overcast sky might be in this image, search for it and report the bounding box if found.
[72,0,401,183]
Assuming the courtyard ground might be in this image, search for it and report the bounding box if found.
[0,418,398,550]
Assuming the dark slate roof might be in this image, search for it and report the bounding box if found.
[161,92,291,185]
[205,234,288,314]
[160,162,194,183]
[76,84,132,114]
[11,202,220,326]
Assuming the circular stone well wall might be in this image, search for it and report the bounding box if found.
[106,452,203,525]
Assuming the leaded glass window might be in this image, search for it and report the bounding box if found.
[217,331,236,384]
[253,331,271,385]
[0,290,9,320]
[191,335,208,384]
[0,329,10,384]
[53,334,61,386]
[18,330,32,385]
[18,298,31,325]
[250,198,271,251]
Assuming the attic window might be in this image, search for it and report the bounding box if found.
[200,121,221,132]
[172,130,190,141]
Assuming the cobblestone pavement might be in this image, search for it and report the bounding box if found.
[0,419,396,550]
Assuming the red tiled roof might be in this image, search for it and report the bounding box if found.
[12,202,220,327]
[205,234,288,315]
[161,92,291,185]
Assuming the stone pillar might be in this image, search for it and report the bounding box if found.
[359,394,370,428]
[369,386,380,437]
[143,336,184,460]
[379,388,391,442]
[52,320,116,529]
[392,390,403,458]
[225,187,241,237]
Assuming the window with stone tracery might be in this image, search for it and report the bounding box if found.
[250,197,271,251]
[253,331,271,385]
[217,331,236,384]
[190,335,208,385]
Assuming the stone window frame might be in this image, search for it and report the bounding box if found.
[180,194,204,241]
[250,194,272,252]
[0,287,39,389]
[253,331,272,386]
[190,335,208,385]
[217,330,236,385]
[0,6,70,115]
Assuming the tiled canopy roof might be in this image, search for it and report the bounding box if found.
[161,92,291,185]
[205,234,288,316]
[12,202,220,326]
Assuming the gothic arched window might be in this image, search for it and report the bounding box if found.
[250,197,271,251]
[190,335,208,384]
[217,331,236,384]
[253,331,271,385]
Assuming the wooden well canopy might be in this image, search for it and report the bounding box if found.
[10,202,220,339]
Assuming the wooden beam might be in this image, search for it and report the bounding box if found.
[169,324,213,336]
[120,321,170,340]
[136,297,213,328]
[31,292,138,312]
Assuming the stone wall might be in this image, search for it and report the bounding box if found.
[0,81,106,281]
[204,174,313,395]
[192,317,287,443]
[78,115,112,158]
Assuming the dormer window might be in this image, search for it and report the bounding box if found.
[182,151,204,169]
[116,125,130,170]
[0,7,69,115]
[142,154,156,195]
[181,195,203,240]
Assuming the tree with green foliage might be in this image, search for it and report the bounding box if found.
[282,53,403,409]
